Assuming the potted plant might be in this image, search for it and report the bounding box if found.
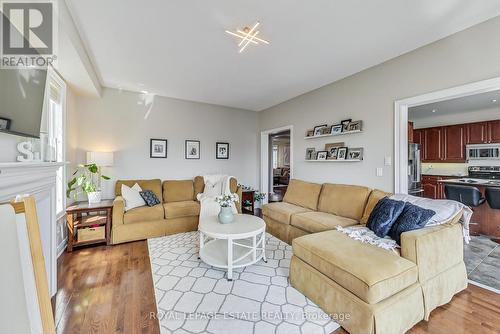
[254,191,266,205]
[215,194,239,224]
[67,163,110,204]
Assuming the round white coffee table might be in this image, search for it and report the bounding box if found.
[198,214,267,281]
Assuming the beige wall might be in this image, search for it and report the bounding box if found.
[258,16,500,192]
[73,88,259,199]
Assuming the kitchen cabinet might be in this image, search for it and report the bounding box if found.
[467,122,489,144]
[488,120,500,143]
[422,175,455,199]
[443,125,466,161]
[413,129,425,158]
[423,127,444,161]
[408,122,414,143]
[422,176,440,199]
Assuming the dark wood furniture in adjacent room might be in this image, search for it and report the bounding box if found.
[241,189,255,214]
[413,118,500,163]
[66,200,113,252]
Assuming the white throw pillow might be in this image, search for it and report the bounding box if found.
[121,183,146,211]
[203,181,223,197]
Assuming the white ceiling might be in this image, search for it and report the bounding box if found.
[66,0,500,111]
[409,90,500,119]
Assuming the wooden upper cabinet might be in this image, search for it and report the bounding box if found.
[443,125,466,162]
[467,122,488,144]
[424,127,443,161]
[413,129,425,157]
[408,122,414,143]
[488,120,500,143]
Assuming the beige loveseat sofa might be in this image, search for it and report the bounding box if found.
[263,179,467,334]
[112,177,242,244]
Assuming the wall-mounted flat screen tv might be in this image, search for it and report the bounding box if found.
[0,68,47,138]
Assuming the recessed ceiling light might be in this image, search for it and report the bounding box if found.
[432,109,437,113]
[492,99,497,103]
[225,21,270,53]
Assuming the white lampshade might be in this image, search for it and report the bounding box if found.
[86,152,114,166]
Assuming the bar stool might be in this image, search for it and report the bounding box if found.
[444,184,485,207]
[485,187,500,243]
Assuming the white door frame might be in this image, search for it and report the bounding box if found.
[394,76,500,194]
[260,125,293,204]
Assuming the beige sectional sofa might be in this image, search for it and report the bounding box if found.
[112,176,241,244]
[263,179,467,334]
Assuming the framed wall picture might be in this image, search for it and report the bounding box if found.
[348,147,364,160]
[316,151,328,160]
[306,129,314,137]
[313,124,328,136]
[330,124,343,135]
[305,148,316,160]
[150,139,167,158]
[185,140,201,159]
[0,117,11,130]
[216,142,229,159]
[340,119,352,131]
[347,120,362,132]
[325,142,344,159]
[337,147,348,160]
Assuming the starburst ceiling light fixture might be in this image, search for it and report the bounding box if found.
[225,21,270,53]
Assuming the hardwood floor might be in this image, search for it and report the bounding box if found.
[54,241,160,334]
[55,241,500,334]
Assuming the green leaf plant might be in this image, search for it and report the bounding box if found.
[66,163,110,199]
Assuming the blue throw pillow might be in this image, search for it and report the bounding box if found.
[140,190,160,207]
[366,197,405,238]
[389,202,435,245]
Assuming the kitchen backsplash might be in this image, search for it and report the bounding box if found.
[422,163,468,176]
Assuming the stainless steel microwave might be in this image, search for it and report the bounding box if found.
[466,144,500,160]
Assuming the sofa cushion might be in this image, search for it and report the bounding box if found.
[283,179,323,210]
[115,179,162,201]
[292,230,418,304]
[389,202,436,245]
[317,183,371,221]
[140,190,161,207]
[123,204,164,224]
[291,211,358,233]
[164,200,200,219]
[360,189,392,225]
[163,180,194,203]
[367,198,406,238]
[262,202,311,225]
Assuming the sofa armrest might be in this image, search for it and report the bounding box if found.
[401,223,463,282]
[113,196,125,226]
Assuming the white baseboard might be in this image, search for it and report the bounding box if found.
[468,279,500,294]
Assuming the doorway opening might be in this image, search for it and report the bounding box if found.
[260,125,293,205]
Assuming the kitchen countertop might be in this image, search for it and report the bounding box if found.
[422,171,467,177]
[438,178,500,187]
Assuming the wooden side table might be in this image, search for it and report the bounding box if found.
[66,200,113,252]
[241,190,255,215]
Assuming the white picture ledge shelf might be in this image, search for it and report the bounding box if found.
[305,159,362,162]
[304,129,362,139]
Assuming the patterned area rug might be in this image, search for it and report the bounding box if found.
[148,231,339,334]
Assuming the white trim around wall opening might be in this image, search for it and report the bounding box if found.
[260,125,294,205]
[394,76,500,194]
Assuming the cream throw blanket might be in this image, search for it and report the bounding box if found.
[197,175,238,222]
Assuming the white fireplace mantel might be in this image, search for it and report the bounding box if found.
[0,161,65,296]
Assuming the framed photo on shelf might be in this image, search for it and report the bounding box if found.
[150,139,167,158]
[313,124,328,136]
[337,147,348,160]
[185,140,200,159]
[305,148,316,160]
[316,151,328,161]
[0,117,11,130]
[330,124,343,135]
[306,129,314,137]
[216,142,229,159]
[325,142,344,160]
[340,119,352,132]
[348,147,363,160]
[347,120,362,132]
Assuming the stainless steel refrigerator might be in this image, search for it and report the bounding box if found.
[408,143,423,196]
